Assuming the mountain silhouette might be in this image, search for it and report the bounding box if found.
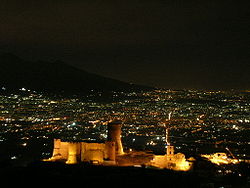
[0,53,152,94]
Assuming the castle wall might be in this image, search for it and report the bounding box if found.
[150,155,167,168]
[83,150,104,164]
[59,141,70,159]
[81,142,106,163]
[66,142,81,164]
[48,139,116,164]
[105,141,116,161]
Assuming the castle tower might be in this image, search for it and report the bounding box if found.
[166,128,174,155]
[166,145,175,156]
[107,119,124,155]
[66,142,80,164]
[50,139,62,160]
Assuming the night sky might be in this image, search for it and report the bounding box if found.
[0,0,249,90]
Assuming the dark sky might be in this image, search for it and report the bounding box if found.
[0,0,250,90]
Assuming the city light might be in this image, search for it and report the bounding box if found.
[0,89,249,173]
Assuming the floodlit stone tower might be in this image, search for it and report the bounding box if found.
[166,127,174,155]
[166,143,174,156]
[107,119,124,155]
[66,142,80,164]
[51,139,62,159]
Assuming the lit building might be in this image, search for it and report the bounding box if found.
[46,139,116,164]
[45,119,123,164]
[149,115,193,171]
[45,118,193,171]
[201,153,239,165]
[149,129,193,171]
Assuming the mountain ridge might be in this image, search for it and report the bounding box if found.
[0,53,153,94]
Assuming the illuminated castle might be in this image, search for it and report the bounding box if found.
[45,116,193,171]
[45,120,123,164]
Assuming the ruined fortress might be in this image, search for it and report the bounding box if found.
[45,120,193,171]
